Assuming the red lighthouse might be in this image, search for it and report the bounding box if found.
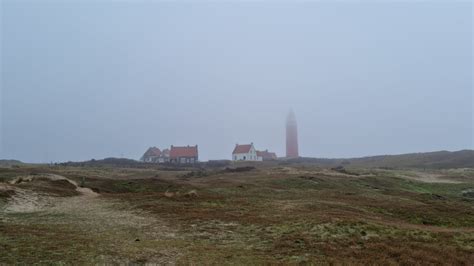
[286,110,299,158]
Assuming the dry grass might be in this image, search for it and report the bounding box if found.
[0,164,473,264]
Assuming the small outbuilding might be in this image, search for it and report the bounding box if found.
[257,150,278,161]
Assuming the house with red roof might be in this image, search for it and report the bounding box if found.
[232,143,261,161]
[170,145,198,164]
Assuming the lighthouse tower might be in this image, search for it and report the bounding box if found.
[286,110,299,158]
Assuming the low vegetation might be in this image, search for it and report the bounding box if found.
[0,161,473,264]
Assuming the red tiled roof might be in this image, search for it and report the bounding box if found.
[233,144,252,154]
[170,145,198,158]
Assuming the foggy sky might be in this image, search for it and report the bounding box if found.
[1,1,473,163]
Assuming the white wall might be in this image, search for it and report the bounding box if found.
[232,145,261,161]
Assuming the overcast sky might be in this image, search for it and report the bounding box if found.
[1,1,472,163]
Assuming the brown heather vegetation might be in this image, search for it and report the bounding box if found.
[0,161,473,264]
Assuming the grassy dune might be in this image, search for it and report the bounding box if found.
[0,164,473,264]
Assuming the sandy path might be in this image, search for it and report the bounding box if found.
[400,173,464,184]
[1,174,181,264]
[2,174,98,213]
[1,184,53,213]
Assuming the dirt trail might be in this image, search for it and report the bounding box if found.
[1,184,52,213]
[47,173,99,197]
[399,173,463,184]
[2,174,98,213]
[1,174,181,264]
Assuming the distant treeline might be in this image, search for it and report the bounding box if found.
[8,150,473,170]
[58,158,233,170]
[0,160,24,167]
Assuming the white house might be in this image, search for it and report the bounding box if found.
[232,143,262,161]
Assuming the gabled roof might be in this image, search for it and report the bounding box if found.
[143,147,161,157]
[170,145,198,158]
[257,150,277,159]
[233,144,253,154]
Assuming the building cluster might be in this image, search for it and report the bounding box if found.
[141,111,299,164]
[232,143,277,161]
[141,143,276,164]
[141,145,198,164]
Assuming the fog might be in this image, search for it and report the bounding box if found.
[1,1,472,162]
